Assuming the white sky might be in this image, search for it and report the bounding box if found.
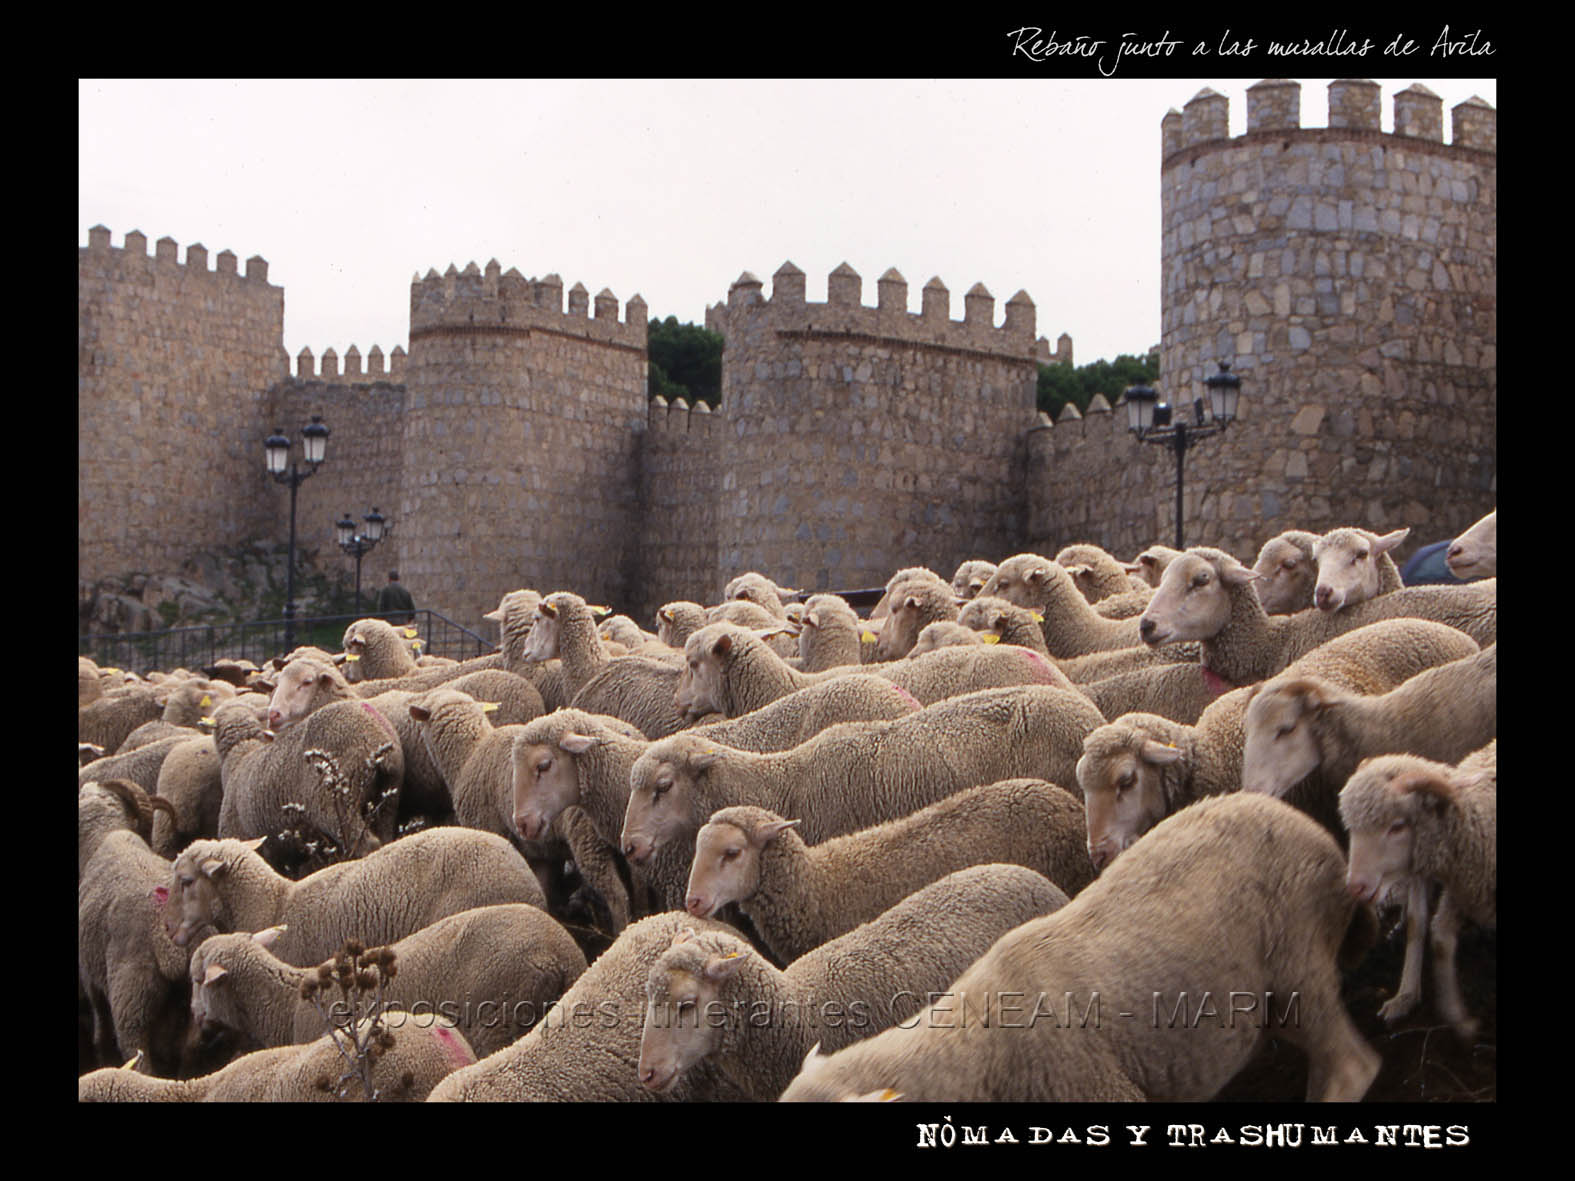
[79,77,1496,369]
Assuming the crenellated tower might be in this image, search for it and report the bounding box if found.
[396,260,650,625]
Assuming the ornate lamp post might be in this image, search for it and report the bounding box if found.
[1125,361,1244,549]
[336,507,389,612]
[265,414,330,650]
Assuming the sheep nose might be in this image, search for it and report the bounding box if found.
[1314,585,1334,609]
[685,895,707,916]
[268,710,282,728]
[1346,877,1372,901]
[624,839,650,865]
[1088,844,1110,873]
[515,814,539,841]
[1447,543,1464,560]
[1138,617,1155,640]
[639,1066,657,1088]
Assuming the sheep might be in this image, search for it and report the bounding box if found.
[1139,547,1495,685]
[675,621,1075,724]
[1125,543,1183,588]
[341,617,426,681]
[781,793,1380,1102]
[188,904,587,1058]
[1447,509,1497,579]
[79,656,105,706]
[427,911,754,1102]
[949,559,998,601]
[482,587,571,710]
[980,553,1198,662]
[683,780,1094,963]
[910,620,987,655]
[655,601,707,649]
[164,827,547,968]
[79,778,176,879]
[722,571,799,616]
[79,732,202,795]
[600,613,660,652]
[792,593,868,671]
[79,682,163,753]
[79,1009,476,1101]
[1242,644,1497,804]
[116,680,235,752]
[639,864,1068,1099]
[210,696,404,860]
[1341,742,1496,1042]
[622,684,1108,909]
[868,565,949,620]
[955,596,1179,685]
[1080,661,1235,726]
[704,598,800,658]
[1055,542,1150,609]
[1310,526,1408,612]
[78,828,195,1072]
[149,735,224,857]
[1077,617,1482,871]
[526,591,690,739]
[1251,529,1323,614]
[873,577,960,661]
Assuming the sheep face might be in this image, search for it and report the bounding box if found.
[638,939,740,1093]
[510,735,582,842]
[521,601,564,664]
[1140,551,1253,645]
[1312,528,1408,612]
[167,847,231,948]
[684,818,763,918]
[599,615,645,649]
[623,743,715,865]
[267,660,346,729]
[911,621,986,656]
[978,555,1058,610]
[1446,510,1496,579]
[1129,546,1179,589]
[187,938,237,1033]
[1340,758,1450,904]
[950,560,997,602]
[1077,733,1184,872]
[676,627,739,721]
[1252,536,1317,614]
[874,594,926,661]
[1240,679,1333,798]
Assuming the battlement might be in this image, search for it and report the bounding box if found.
[82,225,275,284]
[644,394,719,443]
[294,343,407,381]
[407,259,648,350]
[705,261,1043,362]
[1162,80,1496,164]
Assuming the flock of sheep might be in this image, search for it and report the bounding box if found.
[77,507,1496,1102]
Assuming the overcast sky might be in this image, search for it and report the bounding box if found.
[79,75,1496,369]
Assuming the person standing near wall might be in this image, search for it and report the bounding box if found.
[377,570,416,625]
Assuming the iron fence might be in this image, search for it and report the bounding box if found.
[78,609,497,676]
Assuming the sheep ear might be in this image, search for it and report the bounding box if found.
[658,608,674,623]
[1120,561,1143,574]
[703,951,745,982]
[1064,563,1090,579]
[259,729,276,744]
[241,836,267,853]
[901,594,921,611]
[672,927,698,946]
[252,924,287,950]
[1139,739,1185,766]
[409,704,431,723]
[1026,566,1048,586]
[799,1041,828,1074]
[752,817,801,847]
[1372,528,1410,555]
[803,610,820,629]
[1393,771,1456,807]
[538,601,558,620]
[557,731,600,756]
[711,633,735,658]
[1218,559,1262,588]
[969,579,986,594]
[331,652,347,666]
[482,607,506,623]
[202,963,228,986]
[689,748,724,772]
[588,604,612,618]
[200,858,227,879]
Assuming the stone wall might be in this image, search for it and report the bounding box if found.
[700,262,1048,596]
[635,396,720,624]
[1026,80,1496,565]
[79,227,287,583]
[395,262,650,629]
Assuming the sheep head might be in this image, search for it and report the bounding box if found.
[676,623,755,721]
[1251,532,1320,614]
[638,929,748,1093]
[267,658,351,729]
[510,718,598,841]
[1077,716,1191,873]
[623,736,723,865]
[166,837,264,948]
[950,560,998,602]
[1446,510,1497,580]
[1140,549,1256,646]
[685,807,800,918]
[1340,754,1457,904]
[1312,527,1408,612]
[1240,675,1351,798]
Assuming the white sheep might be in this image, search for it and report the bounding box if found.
[872,578,960,661]
[949,559,998,601]
[654,600,707,649]
[79,778,176,881]
[1341,742,1496,1041]
[683,780,1095,962]
[1310,526,1408,612]
[638,864,1067,1099]
[149,735,224,857]
[1446,509,1497,579]
[909,619,987,655]
[722,570,799,617]
[781,793,1380,1101]
[1139,546,1495,685]
[1125,543,1183,588]
[792,593,869,671]
[188,904,587,1058]
[1078,618,1481,870]
[1251,529,1323,614]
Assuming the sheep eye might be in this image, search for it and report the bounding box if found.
[178,876,194,888]
[1281,559,1297,571]
[1191,574,1209,588]
[722,847,740,861]
[1117,771,1136,791]
[536,758,552,775]
[1388,819,1409,836]
[1276,725,1295,739]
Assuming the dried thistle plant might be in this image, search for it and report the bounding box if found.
[301,940,400,1101]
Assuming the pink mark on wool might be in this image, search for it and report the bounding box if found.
[362,700,400,740]
[1018,648,1059,682]
[434,1023,475,1066]
[149,885,169,908]
[1201,666,1233,697]
[890,684,923,711]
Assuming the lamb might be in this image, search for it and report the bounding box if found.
[188,903,587,1058]
[1126,543,1183,588]
[655,601,708,649]
[1139,546,1496,685]
[675,621,1075,723]
[910,620,986,655]
[149,735,224,857]
[1447,509,1497,579]
[79,1010,476,1101]
[341,617,425,681]
[873,576,960,661]
[638,864,1068,1099]
[526,591,690,739]
[1341,742,1497,1042]
[781,793,1380,1102]
[949,559,998,601]
[210,695,404,859]
[622,685,1107,908]
[1077,617,1482,870]
[79,778,176,879]
[683,780,1094,962]
[1310,526,1408,612]
[1242,644,1497,804]
[792,593,868,671]
[426,911,754,1102]
[1251,529,1323,614]
[164,827,547,968]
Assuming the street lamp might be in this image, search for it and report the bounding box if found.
[1125,361,1244,549]
[336,507,391,612]
[266,414,330,650]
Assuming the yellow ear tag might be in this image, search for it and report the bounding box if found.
[345,653,360,662]
[860,631,877,642]
[404,628,418,638]
[200,695,211,706]
[200,716,216,726]
[1032,612,1045,622]
[481,702,499,713]
[981,634,1000,644]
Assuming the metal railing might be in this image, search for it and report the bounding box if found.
[78,609,497,676]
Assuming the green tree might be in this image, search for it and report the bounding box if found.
[647,316,723,408]
[1037,352,1159,420]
